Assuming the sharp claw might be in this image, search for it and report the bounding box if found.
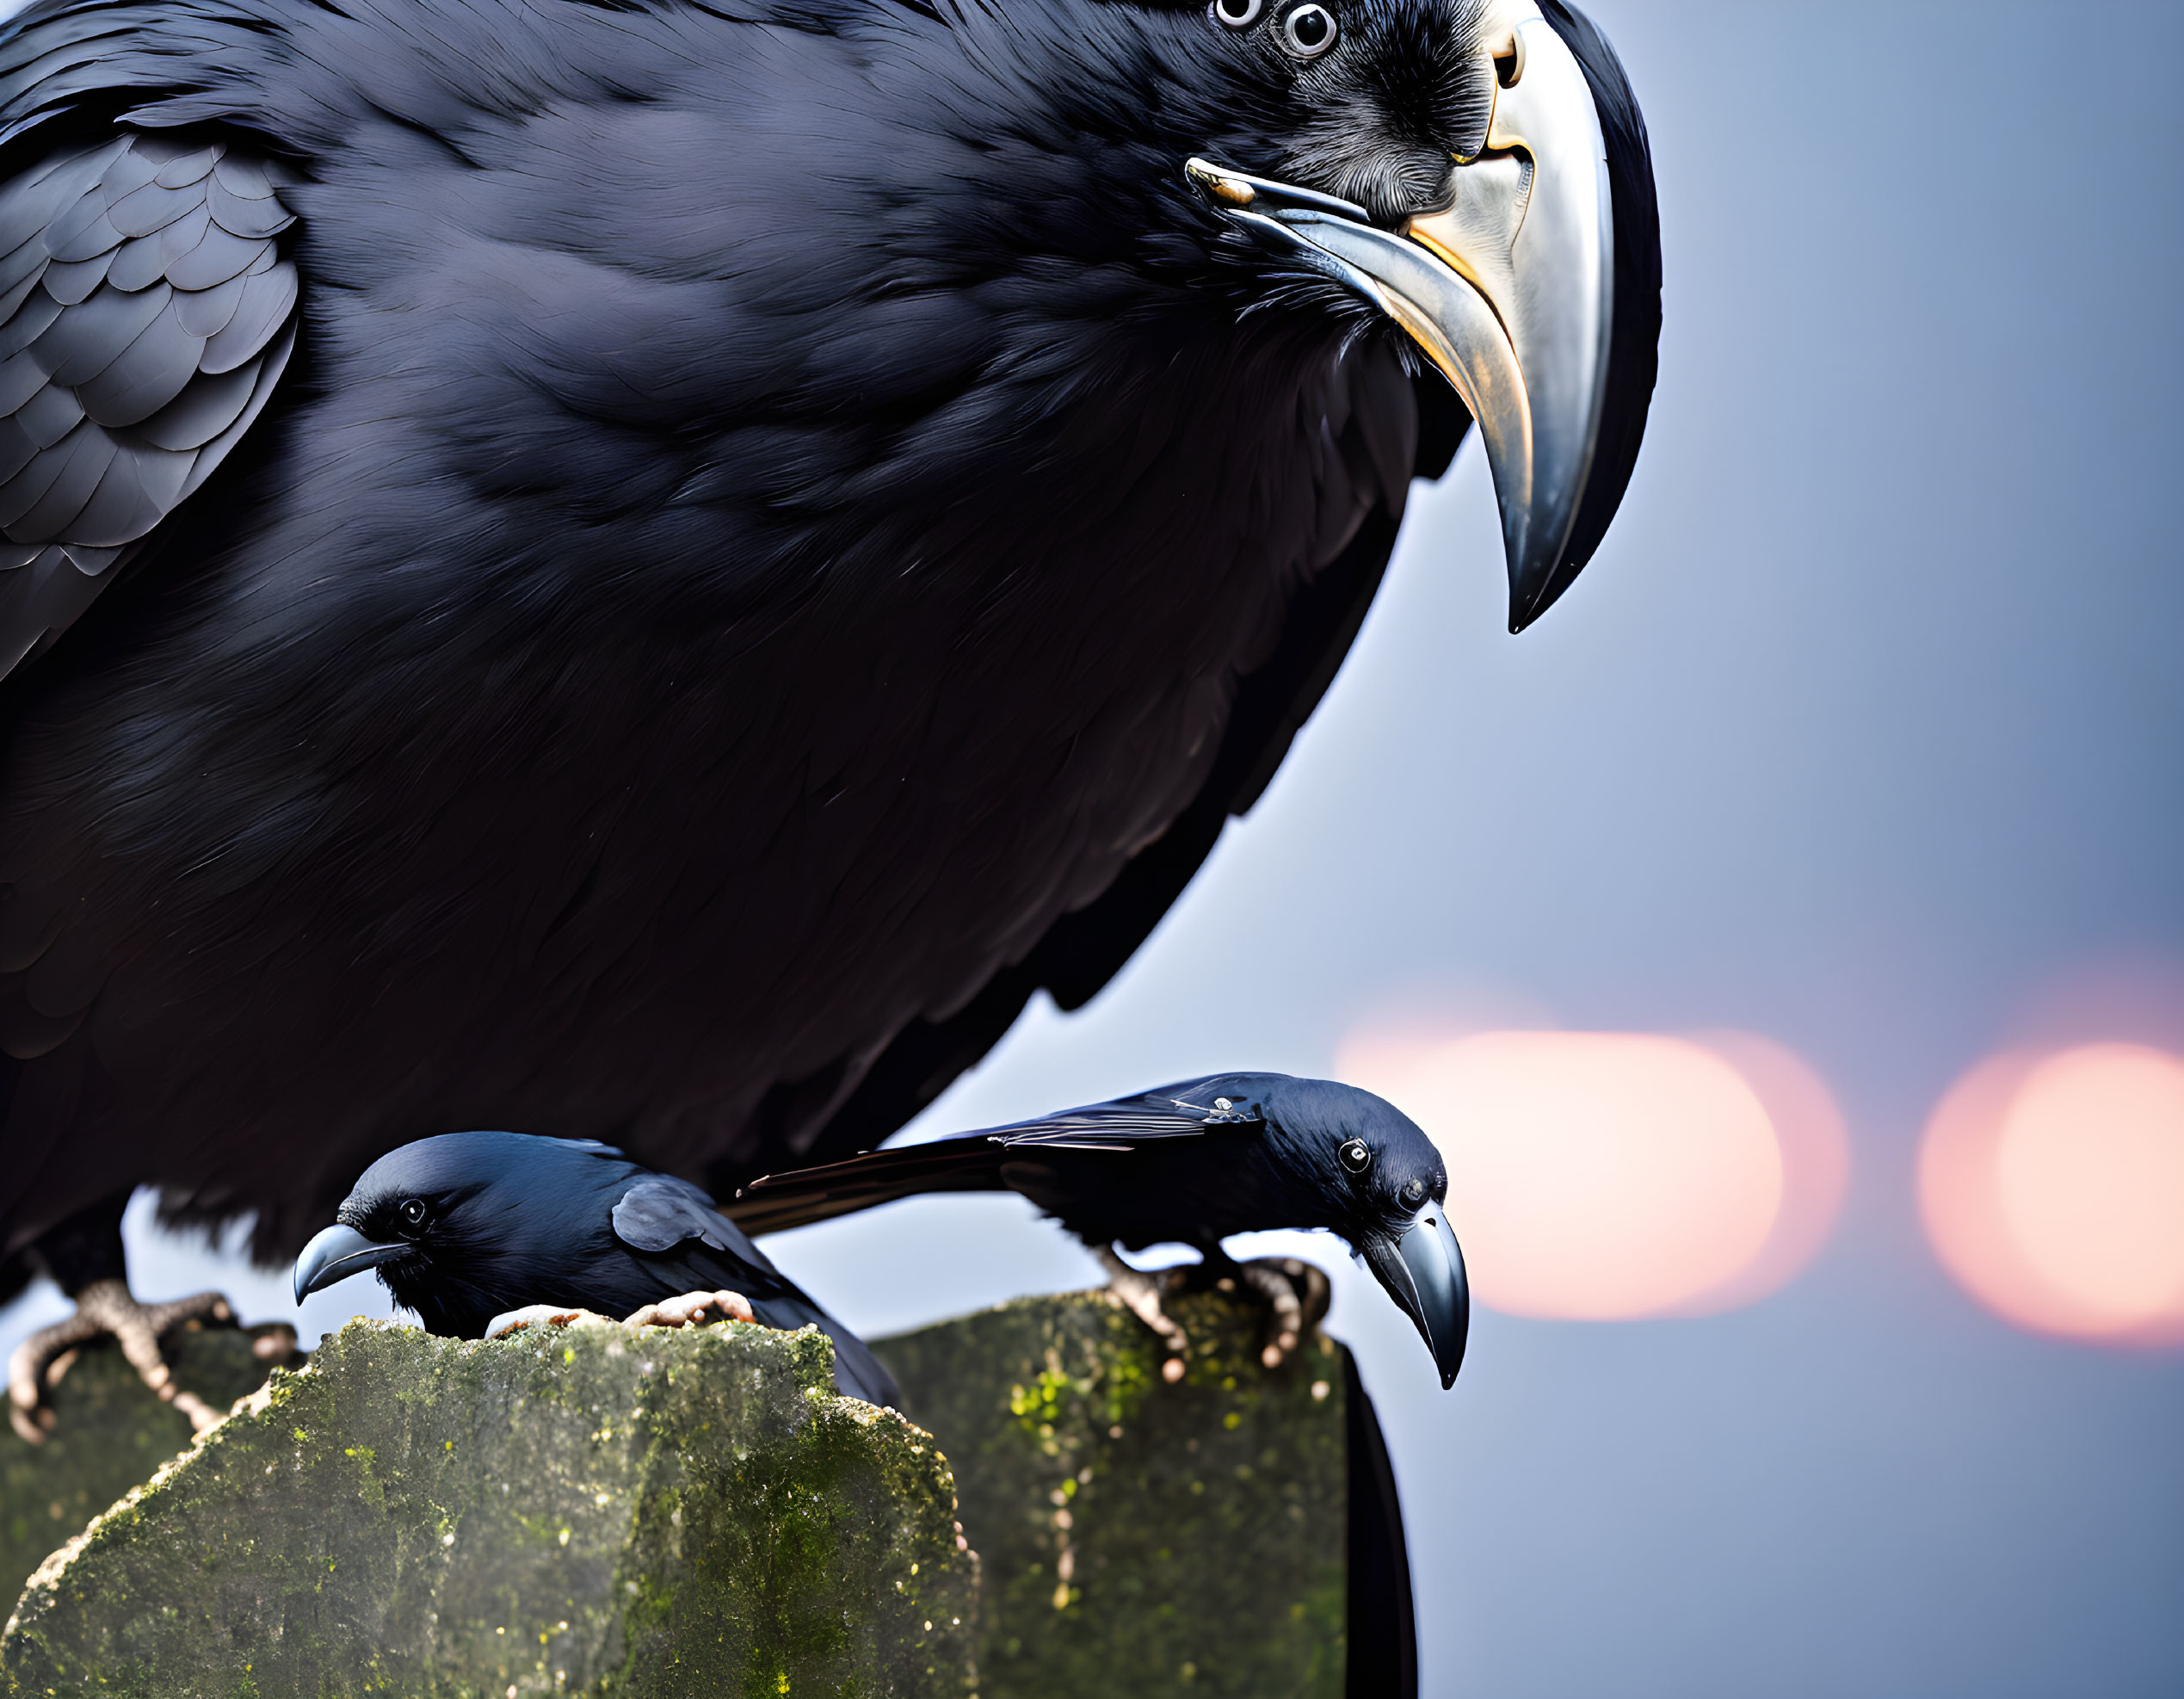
[170,1391,222,1433]
[1223,1257,1331,1373]
[1095,1247,1192,1378]
[6,1277,238,1437]
[484,1304,614,1338]
[622,1289,755,1330]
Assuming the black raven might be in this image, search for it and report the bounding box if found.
[734,1073,1470,1387]
[0,0,1656,1429]
[292,1130,902,1406]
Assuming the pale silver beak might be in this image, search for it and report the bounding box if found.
[1360,1205,1470,1389]
[293,1222,403,1302]
[1189,3,1653,631]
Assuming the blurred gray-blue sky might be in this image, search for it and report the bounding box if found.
[4,2,2180,1693]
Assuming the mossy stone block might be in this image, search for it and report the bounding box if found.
[2,1318,977,1697]
[878,1289,1348,1699]
[0,1321,302,1607]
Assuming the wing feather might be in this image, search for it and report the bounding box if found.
[200,264,293,374]
[9,421,115,537]
[981,1084,1264,1148]
[611,1175,737,1256]
[726,1135,1011,1238]
[107,179,207,239]
[0,127,298,677]
[727,1084,1268,1234]
[170,267,246,337]
[38,247,110,304]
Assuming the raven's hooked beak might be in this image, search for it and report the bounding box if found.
[292,1221,404,1302]
[1360,1205,1470,1389]
[1189,1,1657,631]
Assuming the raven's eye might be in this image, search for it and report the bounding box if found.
[1211,0,1263,28]
[1337,1139,1373,1177]
[398,1197,429,1234]
[1279,3,1337,59]
[1401,1178,1426,1207]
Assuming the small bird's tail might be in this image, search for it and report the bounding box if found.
[727,1134,1009,1237]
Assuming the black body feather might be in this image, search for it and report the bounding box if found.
[0,0,1524,1266]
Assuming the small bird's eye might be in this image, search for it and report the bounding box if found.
[1279,3,1338,59]
[398,1197,429,1233]
[1212,0,1264,28]
[1338,1139,1373,1177]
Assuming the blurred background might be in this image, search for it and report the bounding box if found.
[4,1,2181,1693]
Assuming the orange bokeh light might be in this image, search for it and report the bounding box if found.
[1920,1042,2184,1344]
[1672,1030,1852,1314]
[1336,1027,1844,1320]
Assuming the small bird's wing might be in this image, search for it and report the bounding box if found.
[609,1174,743,1257]
[726,1085,1268,1236]
[0,127,299,679]
[983,1084,1267,1150]
[611,1173,899,1408]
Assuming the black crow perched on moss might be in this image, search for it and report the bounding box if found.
[735,1072,1469,1387]
[293,1130,902,1406]
[0,0,1656,1429]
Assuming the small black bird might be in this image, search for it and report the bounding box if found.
[733,1073,1469,1387]
[292,1132,900,1407]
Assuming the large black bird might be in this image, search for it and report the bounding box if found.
[292,1130,902,1405]
[0,0,1657,1427]
[735,1072,1470,1387]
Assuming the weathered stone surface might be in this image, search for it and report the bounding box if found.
[0,1320,303,1608]
[3,1318,978,1697]
[879,1289,1349,1699]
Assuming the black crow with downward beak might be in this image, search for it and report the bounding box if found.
[735,1074,1470,1388]
[293,1131,902,1406]
[0,0,1656,1432]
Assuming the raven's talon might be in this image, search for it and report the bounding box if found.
[6,1277,237,1443]
[621,1289,754,1330]
[171,1390,224,1433]
[484,1303,617,1338]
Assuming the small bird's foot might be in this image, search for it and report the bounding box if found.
[484,1304,620,1338]
[622,1289,754,1330]
[1166,1254,1331,1369]
[1188,1256,1330,1369]
[486,1290,757,1341]
[8,1277,234,1443]
[1095,1247,1191,1382]
[1229,1256,1331,1368]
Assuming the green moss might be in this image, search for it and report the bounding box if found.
[1,1290,1360,1697]
[879,1289,1349,1699]
[0,1321,303,1609]
[1,1319,976,1697]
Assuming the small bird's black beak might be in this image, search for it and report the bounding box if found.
[292,1222,404,1302]
[1360,1207,1470,1389]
